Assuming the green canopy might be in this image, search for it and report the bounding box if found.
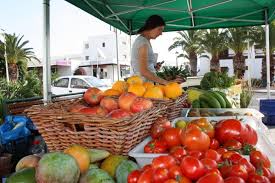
[65,0,275,34]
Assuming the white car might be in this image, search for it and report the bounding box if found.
[51,76,111,95]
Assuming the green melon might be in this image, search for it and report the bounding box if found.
[6,167,36,183]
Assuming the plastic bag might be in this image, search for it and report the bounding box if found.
[0,115,32,145]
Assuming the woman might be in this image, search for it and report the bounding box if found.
[131,15,183,84]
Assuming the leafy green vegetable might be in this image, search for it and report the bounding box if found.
[200,71,235,90]
[156,66,190,81]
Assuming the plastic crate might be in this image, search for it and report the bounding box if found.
[260,99,275,125]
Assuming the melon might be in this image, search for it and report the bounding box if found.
[7,167,36,183]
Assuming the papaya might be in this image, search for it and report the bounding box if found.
[7,168,36,183]
[89,148,110,163]
[191,99,200,108]
[15,155,40,172]
[100,155,127,178]
[36,152,80,183]
[116,160,139,183]
[80,166,115,183]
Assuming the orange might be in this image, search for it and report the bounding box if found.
[103,89,121,96]
[143,87,164,99]
[143,82,154,89]
[112,81,128,93]
[128,84,146,97]
[64,144,90,173]
[164,82,183,99]
[155,84,165,94]
[127,75,143,85]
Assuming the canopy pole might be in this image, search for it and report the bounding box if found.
[43,0,51,103]
[115,28,120,81]
[265,9,271,99]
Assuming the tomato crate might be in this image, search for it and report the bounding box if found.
[25,98,167,155]
[129,117,275,169]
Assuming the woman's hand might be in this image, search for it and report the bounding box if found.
[170,76,185,84]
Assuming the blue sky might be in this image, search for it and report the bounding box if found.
[0,0,180,65]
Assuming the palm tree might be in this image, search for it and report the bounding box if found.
[253,21,275,86]
[199,29,228,71]
[227,27,250,78]
[168,30,203,76]
[0,33,39,81]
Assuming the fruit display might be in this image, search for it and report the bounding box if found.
[7,146,139,183]
[187,88,233,108]
[128,117,275,182]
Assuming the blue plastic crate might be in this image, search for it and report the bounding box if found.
[260,99,275,125]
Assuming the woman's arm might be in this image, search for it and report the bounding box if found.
[138,44,168,85]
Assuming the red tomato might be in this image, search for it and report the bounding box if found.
[208,168,222,176]
[224,176,245,183]
[137,168,153,183]
[197,173,224,183]
[169,146,187,162]
[216,147,228,155]
[152,155,177,169]
[210,138,220,150]
[83,87,103,105]
[164,179,178,183]
[162,128,182,148]
[178,176,192,183]
[238,157,255,174]
[228,153,243,164]
[180,125,210,151]
[142,164,152,171]
[180,156,206,180]
[247,173,270,183]
[128,170,142,183]
[227,164,248,181]
[219,164,232,178]
[250,150,271,169]
[242,124,258,145]
[168,165,183,179]
[150,117,171,139]
[223,139,242,151]
[144,139,168,153]
[262,167,272,179]
[204,149,221,162]
[188,150,204,159]
[153,167,170,183]
[215,119,244,144]
[270,176,275,183]
[201,158,218,171]
[222,151,239,160]
[190,118,215,138]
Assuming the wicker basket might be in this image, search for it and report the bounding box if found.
[151,94,187,121]
[26,98,166,155]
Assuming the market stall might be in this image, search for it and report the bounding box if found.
[2,0,275,182]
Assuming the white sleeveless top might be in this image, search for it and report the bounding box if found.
[131,35,157,81]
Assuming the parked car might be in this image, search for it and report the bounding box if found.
[51,76,111,95]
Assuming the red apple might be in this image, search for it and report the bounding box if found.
[118,92,137,111]
[79,106,108,116]
[83,87,103,105]
[100,97,119,112]
[108,109,132,119]
[130,98,153,113]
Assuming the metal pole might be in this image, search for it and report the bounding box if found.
[115,28,120,80]
[43,0,51,103]
[265,9,271,99]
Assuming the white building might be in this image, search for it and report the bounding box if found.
[82,32,131,82]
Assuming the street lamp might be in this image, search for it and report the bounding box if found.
[0,28,9,83]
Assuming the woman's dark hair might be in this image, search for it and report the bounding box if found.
[137,15,165,34]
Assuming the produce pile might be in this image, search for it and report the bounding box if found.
[200,71,235,90]
[128,117,275,183]
[156,66,190,81]
[6,145,140,183]
[187,88,232,108]
[70,75,183,119]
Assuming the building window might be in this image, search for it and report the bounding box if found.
[102,42,105,47]
[85,43,89,49]
[122,41,126,45]
[123,55,127,59]
[85,56,89,60]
